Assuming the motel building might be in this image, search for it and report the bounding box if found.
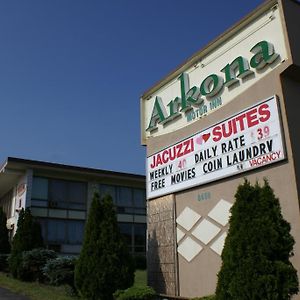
[0,157,146,256]
[141,0,300,298]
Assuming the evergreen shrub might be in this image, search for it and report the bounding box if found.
[75,193,135,300]
[215,179,299,300]
[9,208,44,279]
[113,286,156,300]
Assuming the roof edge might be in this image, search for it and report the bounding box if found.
[5,157,145,179]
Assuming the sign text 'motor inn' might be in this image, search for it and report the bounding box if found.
[146,40,279,133]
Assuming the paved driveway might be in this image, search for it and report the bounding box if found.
[0,287,30,300]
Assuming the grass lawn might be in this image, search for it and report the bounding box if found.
[133,269,147,288]
[0,270,147,300]
[0,272,75,300]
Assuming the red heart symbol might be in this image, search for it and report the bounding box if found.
[195,136,203,145]
[202,133,210,143]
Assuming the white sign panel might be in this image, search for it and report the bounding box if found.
[147,96,285,199]
[141,5,288,143]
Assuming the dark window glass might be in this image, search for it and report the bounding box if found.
[67,220,84,244]
[124,207,135,214]
[99,185,146,213]
[37,218,84,246]
[69,182,86,203]
[118,187,132,207]
[119,223,132,248]
[134,208,146,215]
[36,218,47,242]
[48,179,86,210]
[68,182,87,209]
[32,177,48,200]
[133,189,145,208]
[48,219,66,243]
[49,180,68,208]
[31,200,48,207]
[134,224,146,252]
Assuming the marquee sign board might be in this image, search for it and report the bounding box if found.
[146,96,285,199]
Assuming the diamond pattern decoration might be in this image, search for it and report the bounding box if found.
[208,199,233,226]
[176,199,233,261]
[177,228,185,243]
[177,237,203,262]
[210,232,227,256]
[176,207,201,231]
[192,219,221,245]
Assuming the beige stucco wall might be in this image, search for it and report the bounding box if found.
[147,61,300,298]
[145,1,300,298]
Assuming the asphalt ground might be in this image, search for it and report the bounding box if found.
[0,287,30,300]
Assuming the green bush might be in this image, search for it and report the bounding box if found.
[19,248,57,282]
[43,256,77,287]
[75,193,135,300]
[9,208,44,278]
[215,179,299,300]
[113,286,156,300]
[0,254,9,272]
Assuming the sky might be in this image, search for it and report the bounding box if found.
[0,0,265,175]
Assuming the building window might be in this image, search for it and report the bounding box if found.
[68,182,87,210]
[118,186,132,207]
[31,177,48,208]
[99,184,145,215]
[118,222,146,254]
[67,220,85,244]
[48,219,66,243]
[119,222,133,252]
[37,218,85,246]
[134,223,146,253]
[32,177,87,211]
[49,180,68,208]
[133,189,146,215]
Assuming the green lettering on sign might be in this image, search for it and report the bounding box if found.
[250,40,279,69]
[146,40,280,134]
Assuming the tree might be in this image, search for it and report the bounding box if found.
[9,208,44,278]
[215,179,299,300]
[75,193,135,300]
[0,207,10,254]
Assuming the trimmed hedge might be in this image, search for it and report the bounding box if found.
[113,286,156,300]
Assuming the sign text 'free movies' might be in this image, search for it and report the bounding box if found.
[147,96,285,199]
